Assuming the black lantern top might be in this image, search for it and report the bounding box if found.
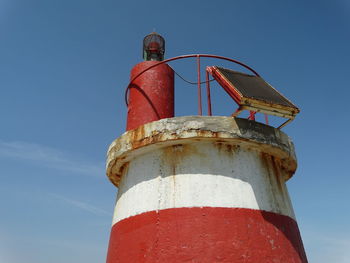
[143,32,165,61]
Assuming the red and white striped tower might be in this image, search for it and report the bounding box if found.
[105,33,307,262]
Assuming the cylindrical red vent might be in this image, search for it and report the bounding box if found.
[126,61,174,131]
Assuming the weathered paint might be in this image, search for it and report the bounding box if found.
[107,207,307,263]
[126,61,174,131]
[207,66,299,124]
[107,116,297,187]
[106,117,307,262]
[112,143,295,224]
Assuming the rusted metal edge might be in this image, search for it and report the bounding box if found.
[239,105,296,119]
[208,67,298,129]
[106,116,297,187]
[209,66,299,116]
[242,98,300,115]
[208,66,243,104]
[277,119,293,129]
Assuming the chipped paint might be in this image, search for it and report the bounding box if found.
[106,116,307,263]
[107,116,297,187]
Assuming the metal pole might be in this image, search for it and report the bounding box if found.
[205,69,212,116]
[197,55,202,115]
[248,111,256,121]
[264,114,269,125]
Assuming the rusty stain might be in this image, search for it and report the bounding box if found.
[119,162,130,176]
[213,141,240,155]
[261,153,282,191]
[260,153,282,206]
[260,152,290,215]
[195,129,220,138]
[110,161,129,186]
[161,145,194,208]
[161,144,200,169]
[161,144,205,182]
[130,125,146,148]
[107,157,120,186]
[128,130,168,150]
[270,156,284,192]
[280,158,296,180]
[225,144,234,153]
[106,117,298,188]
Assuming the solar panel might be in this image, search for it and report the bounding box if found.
[207,66,300,127]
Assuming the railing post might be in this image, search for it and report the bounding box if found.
[125,54,260,106]
[248,111,256,121]
[264,114,269,125]
[197,55,202,115]
[205,68,212,116]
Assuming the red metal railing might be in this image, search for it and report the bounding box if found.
[125,54,261,119]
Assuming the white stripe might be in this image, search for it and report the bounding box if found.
[112,142,295,225]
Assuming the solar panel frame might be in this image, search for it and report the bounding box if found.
[208,66,300,120]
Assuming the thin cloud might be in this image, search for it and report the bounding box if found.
[0,140,104,177]
[50,193,109,216]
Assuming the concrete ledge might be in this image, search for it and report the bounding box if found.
[106,116,297,187]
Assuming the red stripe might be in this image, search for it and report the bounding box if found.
[107,207,307,263]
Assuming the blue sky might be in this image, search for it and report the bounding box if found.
[0,0,349,262]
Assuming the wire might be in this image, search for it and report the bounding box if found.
[173,69,215,85]
[124,68,216,106]
[124,54,260,106]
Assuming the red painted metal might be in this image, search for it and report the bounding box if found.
[205,69,212,116]
[107,207,307,263]
[123,54,262,129]
[125,54,260,106]
[208,66,259,120]
[206,66,243,104]
[197,55,202,115]
[248,111,256,121]
[265,113,269,125]
[126,61,174,131]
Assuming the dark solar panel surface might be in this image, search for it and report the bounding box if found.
[216,67,296,108]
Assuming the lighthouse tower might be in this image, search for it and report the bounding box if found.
[106,33,308,263]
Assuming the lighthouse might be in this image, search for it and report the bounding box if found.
[105,33,308,262]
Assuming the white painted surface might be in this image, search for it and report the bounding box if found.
[112,142,295,225]
[106,116,297,187]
